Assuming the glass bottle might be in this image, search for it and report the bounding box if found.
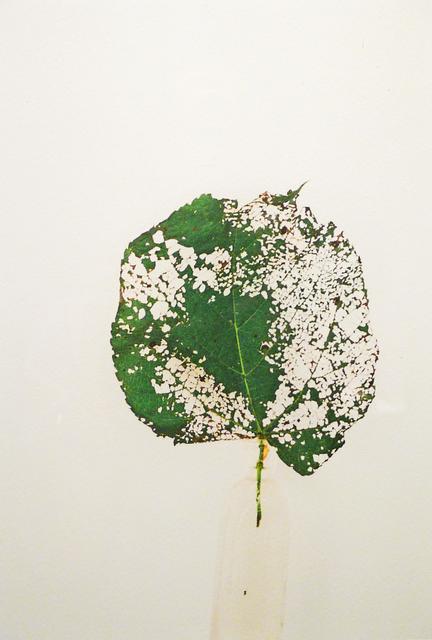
[210,442,290,640]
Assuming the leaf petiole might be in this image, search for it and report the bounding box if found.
[256,437,269,527]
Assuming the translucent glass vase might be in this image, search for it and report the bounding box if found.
[210,445,290,640]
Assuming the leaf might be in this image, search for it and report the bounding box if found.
[111,190,379,483]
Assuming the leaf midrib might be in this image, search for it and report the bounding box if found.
[230,227,263,434]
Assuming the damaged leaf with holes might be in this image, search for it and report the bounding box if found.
[111,188,378,521]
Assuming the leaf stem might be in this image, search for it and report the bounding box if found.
[256,437,268,527]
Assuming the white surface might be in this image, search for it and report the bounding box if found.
[0,2,431,639]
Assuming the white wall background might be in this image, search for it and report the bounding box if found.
[1,1,431,639]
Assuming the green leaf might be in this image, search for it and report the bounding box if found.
[111,190,379,480]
